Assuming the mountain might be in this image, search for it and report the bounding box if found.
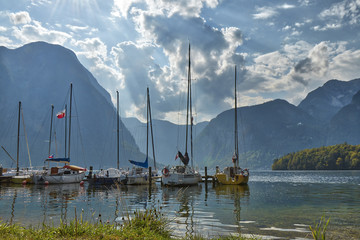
[196,99,325,169]
[298,79,360,122]
[122,117,208,165]
[326,90,360,145]
[0,42,144,169]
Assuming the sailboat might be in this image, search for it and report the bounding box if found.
[161,44,201,186]
[33,83,86,184]
[88,90,127,185]
[10,101,34,184]
[126,87,158,185]
[215,66,249,185]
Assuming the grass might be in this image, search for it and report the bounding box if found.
[0,206,261,240]
[309,216,330,240]
[0,210,331,240]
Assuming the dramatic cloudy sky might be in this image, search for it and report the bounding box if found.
[1,0,360,123]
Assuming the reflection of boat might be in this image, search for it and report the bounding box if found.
[88,91,127,185]
[214,183,250,197]
[33,84,86,184]
[162,44,201,186]
[126,88,158,185]
[215,66,249,185]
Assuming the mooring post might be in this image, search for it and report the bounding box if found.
[205,166,208,185]
[148,166,152,186]
[89,166,93,179]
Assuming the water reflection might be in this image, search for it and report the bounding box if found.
[0,171,359,239]
[162,185,202,237]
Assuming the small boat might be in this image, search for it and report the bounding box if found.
[215,66,249,185]
[88,91,127,185]
[162,44,201,186]
[126,88,158,185]
[5,101,35,184]
[33,84,86,184]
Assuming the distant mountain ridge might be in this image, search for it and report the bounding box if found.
[298,79,360,122]
[0,42,144,169]
[122,117,208,165]
[197,79,360,169]
[2,42,360,170]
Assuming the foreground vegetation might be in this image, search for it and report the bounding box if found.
[0,208,332,240]
[272,143,360,170]
[0,208,258,240]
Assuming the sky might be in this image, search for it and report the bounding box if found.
[1,0,360,124]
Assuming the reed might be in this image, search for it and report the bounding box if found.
[309,216,330,240]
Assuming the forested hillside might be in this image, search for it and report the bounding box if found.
[272,143,360,170]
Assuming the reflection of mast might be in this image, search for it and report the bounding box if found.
[10,188,18,224]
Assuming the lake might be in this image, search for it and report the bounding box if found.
[0,170,359,239]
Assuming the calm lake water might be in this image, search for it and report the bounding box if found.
[0,170,359,239]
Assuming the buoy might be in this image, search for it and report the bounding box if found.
[22,180,27,185]
[80,181,84,186]
[44,181,49,185]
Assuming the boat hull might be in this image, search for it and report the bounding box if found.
[33,172,85,184]
[11,175,33,184]
[88,177,127,185]
[126,175,156,185]
[162,172,201,186]
[215,173,249,185]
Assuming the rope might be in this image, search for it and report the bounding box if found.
[21,105,32,168]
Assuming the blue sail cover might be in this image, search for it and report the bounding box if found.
[129,157,148,168]
[45,157,70,164]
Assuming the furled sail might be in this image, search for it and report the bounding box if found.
[177,151,189,166]
[129,157,148,168]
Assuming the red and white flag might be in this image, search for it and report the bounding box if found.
[56,109,66,119]
[175,153,179,160]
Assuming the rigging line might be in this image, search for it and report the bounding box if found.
[29,105,52,155]
[20,104,32,168]
[0,105,18,146]
[72,90,86,167]
[118,92,127,165]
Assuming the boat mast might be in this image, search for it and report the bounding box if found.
[16,101,21,175]
[64,104,67,158]
[117,90,120,170]
[234,66,239,169]
[146,88,149,162]
[68,83,73,159]
[189,46,194,168]
[185,43,191,159]
[48,105,54,157]
[147,87,156,169]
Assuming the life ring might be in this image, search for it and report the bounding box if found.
[162,168,169,177]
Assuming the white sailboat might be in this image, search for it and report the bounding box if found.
[215,66,249,185]
[33,83,86,184]
[126,87,158,185]
[162,44,201,186]
[88,90,127,185]
[3,101,37,184]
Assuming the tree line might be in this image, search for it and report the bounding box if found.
[272,143,360,170]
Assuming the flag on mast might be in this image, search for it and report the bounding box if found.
[56,109,66,119]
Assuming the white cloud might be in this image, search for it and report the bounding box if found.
[253,4,296,20]
[112,0,219,19]
[66,24,89,32]
[317,0,360,30]
[253,6,278,19]
[11,20,71,45]
[73,37,108,59]
[329,49,360,80]
[9,11,31,25]
[0,26,7,31]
